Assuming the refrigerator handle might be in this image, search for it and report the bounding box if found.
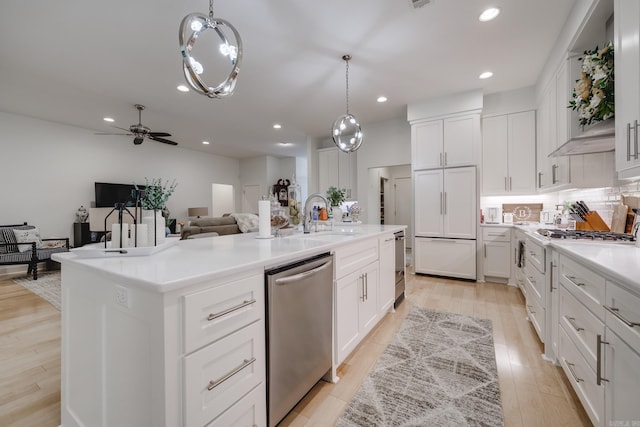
[440,192,443,215]
[444,192,447,215]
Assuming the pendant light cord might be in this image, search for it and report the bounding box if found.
[209,0,214,19]
[345,57,350,115]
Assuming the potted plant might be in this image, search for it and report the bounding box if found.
[135,178,178,244]
[326,186,346,222]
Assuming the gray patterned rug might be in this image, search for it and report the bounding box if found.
[12,271,61,310]
[336,307,503,426]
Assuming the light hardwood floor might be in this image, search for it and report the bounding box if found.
[0,270,591,427]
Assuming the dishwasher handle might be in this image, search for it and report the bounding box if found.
[274,259,333,285]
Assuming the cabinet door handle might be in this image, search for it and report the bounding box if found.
[444,152,447,166]
[443,192,447,215]
[538,172,542,188]
[552,164,557,184]
[635,120,639,160]
[596,334,609,386]
[207,357,256,391]
[565,361,583,383]
[514,248,517,264]
[484,243,487,258]
[604,305,640,327]
[208,299,256,321]
[549,261,556,292]
[360,275,365,302]
[627,122,632,161]
[566,275,585,287]
[509,176,512,191]
[565,316,584,332]
[439,152,443,166]
[504,177,508,191]
[440,192,443,215]
[364,272,368,301]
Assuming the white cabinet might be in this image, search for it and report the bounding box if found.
[317,147,357,199]
[523,236,547,344]
[614,0,640,178]
[414,237,476,280]
[334,238,380,365]
[412,114,480,170]
[482,227,511,279]
[414,167,476,239]
[482,111,536,195]
[378,234,396,313]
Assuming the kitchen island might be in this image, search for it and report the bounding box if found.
[52,224,405,427]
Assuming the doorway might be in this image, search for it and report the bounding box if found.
[211,184,235,216]
[368,165,412,248]
[243,184,260,214]
[394,176,412,248]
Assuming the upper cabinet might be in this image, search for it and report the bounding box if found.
[317,147,357,200]
[482,110,536,195]
[614,0,640,179]
[411,113,480,170]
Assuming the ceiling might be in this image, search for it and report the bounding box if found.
[0,0,576,159]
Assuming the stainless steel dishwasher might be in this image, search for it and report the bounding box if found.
[265,252,333,427]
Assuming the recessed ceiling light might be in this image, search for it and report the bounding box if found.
[202,141,210,145]
[479,71,494,79]
[377,96,388,103]
[177,85,190,92]
[273,124,282,129]
[479,7,500,22]
[278,142,292,147]
[103,117,115,122]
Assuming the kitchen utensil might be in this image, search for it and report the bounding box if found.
[610,204,629,233]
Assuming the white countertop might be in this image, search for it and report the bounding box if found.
[509,224,640,294]
[53,224,405,293]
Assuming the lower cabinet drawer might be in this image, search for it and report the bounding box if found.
[605,280,640,351]
[526,294,545,343]
[523,263,544,305]
[334,239,378,279]
[558,326,604,427]
[208,382,266,427]
[559,284,604,372]
[183,273,264,354]
[184,320,265,427]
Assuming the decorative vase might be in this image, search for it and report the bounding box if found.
[331,206,343,223]
[142,210,166,245]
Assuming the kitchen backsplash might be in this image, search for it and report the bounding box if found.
[480,179,640,226]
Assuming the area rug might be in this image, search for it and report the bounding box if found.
[12,271,61,311]
[336,307,503,426]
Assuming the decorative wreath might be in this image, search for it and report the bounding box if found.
[568,41,614,127]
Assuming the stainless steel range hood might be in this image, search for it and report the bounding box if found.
[549,119,615,157]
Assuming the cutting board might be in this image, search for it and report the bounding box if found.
[621,195,640,210]
[610,204,628,233]
[502,203,543,223]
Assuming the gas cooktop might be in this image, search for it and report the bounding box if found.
[536,228,635,242]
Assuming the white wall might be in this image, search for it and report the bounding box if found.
[0,111,240,241]
[355,116,412,223]
[239,155,297,203]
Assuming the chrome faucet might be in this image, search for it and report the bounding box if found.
[303,193,328,233]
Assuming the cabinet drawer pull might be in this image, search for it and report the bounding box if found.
[565,361,583,383]
[565,316,584,332]
[597,334,609,386]
[566,275,585,287]
[207,299,256,321]
[604,305,640,328]
[527,305,535,314]
[207,357,256,391]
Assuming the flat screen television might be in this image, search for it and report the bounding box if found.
[94,182,144,208]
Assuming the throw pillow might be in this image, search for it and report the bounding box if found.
[13,227,43,252]
[0,228,15,254]
[230,213,259,233]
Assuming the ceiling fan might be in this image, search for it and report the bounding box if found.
[96,104,179,146]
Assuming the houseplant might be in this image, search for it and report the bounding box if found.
[326,186,346,222]
[568,41,614,127]
[135,178,178,244]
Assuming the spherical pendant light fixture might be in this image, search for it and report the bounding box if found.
[332,55,363,153]
[179,0,242,98]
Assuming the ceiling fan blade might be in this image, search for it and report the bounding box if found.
[111,125,132,132]
[149,132,171,137]
[133,137,144,145]
[149,135,178,146]
[95,132,131,135]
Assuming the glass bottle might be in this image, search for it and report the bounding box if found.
[287,175,302,226]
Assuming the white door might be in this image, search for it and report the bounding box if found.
[414,169,444,237]
[443,167,476,239]
[242,185,260,214]
[412,120,443,170]
[211,184,234,216]
[482,115,509,194]
[394,177,412,248]
[508,111,536,193]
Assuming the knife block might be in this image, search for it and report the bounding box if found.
[576,212,610,231]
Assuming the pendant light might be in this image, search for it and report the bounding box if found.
[179,0,242,98]
[332,55,363,153]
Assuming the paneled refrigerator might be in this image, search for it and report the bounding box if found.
[413,166,477,280]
